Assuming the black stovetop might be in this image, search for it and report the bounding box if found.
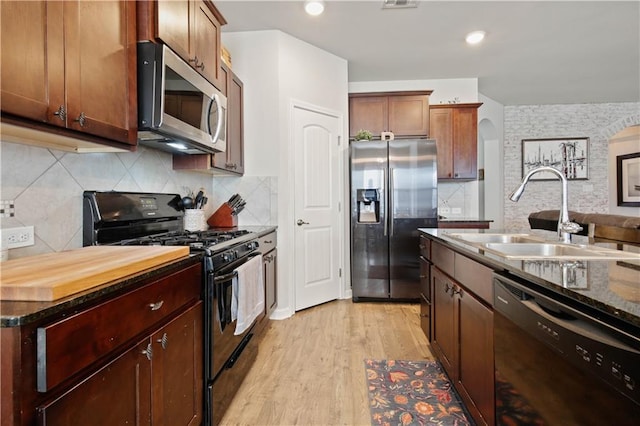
[113,229,252,250]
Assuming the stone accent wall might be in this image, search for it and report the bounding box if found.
[503,102,640,231]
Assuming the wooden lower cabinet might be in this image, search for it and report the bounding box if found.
[1,261,203,426]
[430,263,495,425]
[37,336,153,425]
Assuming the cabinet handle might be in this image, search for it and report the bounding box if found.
[196,62,205,71]
[444,283,451,294]
[452,286,462,297]
[419,275,428,278]
[264,240,273,244]
[225,163,237,170]
[52,105,66,121]
[149,300,164,311]
[141,342,153,360]
[156,332,168,350]
[74,112,86,127]
[189,56,198,64]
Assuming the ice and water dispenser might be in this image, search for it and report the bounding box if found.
[356,189,380,223]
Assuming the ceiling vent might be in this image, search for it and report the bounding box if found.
[382,0,418,9]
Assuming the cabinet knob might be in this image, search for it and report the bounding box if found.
[156,332,168,350]
[52,105,66,121]
[74,112,86,127]
[141,342,153,360]
[149,300,164,311]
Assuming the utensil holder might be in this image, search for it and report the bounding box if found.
[184,209,207,232]
[207,203,238,228]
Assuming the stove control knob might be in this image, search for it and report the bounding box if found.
[222,251,234,262]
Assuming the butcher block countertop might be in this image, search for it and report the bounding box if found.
[1,247,201,327]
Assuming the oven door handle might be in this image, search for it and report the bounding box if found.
[214,271,238,283]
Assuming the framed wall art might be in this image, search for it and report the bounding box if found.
[521,137,589,180]
[616,152,640,207]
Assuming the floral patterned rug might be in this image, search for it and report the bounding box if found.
[365,359,473,426]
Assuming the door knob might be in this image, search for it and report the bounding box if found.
[297,219,309,226]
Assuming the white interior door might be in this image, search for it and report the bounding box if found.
[293,105,342,311]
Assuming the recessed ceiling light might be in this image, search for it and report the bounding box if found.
[465,30,486,45]
[305,0,325,16]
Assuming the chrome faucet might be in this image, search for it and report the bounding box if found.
[509,166,582,243]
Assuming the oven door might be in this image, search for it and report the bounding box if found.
[209,253,262,381]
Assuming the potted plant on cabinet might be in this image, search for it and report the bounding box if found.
[354,129,373,141]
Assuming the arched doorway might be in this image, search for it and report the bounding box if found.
[479,118,502,228]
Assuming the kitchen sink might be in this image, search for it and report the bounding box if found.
[481,242,640,260]
[445,233,546,245]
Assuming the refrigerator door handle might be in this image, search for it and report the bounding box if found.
[389,167,394,236]
[382,168,387,237]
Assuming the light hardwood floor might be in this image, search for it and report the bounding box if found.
[220,300,434,425]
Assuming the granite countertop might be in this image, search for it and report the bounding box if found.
[419,228,640,330]
[0,255,202,328]
[437,218,493,223]
[0,227,277,328]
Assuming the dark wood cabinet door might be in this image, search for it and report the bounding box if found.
[64,0,137,145]
[349,96,388,138]
[151,302,203,426]
[193,0,222,87]
[430,107,454,179]
[0,1,65,126]
[37,339,152,426]
[156,0,191,60]
[458,289,494,425]
[213,64,244,174]
[429,103,481,180]
[430,267,457,378]
[388,95,429,136]
[452,107,478,179]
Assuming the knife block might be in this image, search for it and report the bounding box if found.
[207,203,238,228]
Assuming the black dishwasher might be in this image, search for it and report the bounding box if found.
[493,273,640,425]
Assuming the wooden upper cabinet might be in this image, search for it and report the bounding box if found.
[0,1,136,147]
[65,1,137,144]
[213,64,244,174]
[349,96,388,137]
[150,0,226,89]
[388,95,430,136]
[349,91,431,139]
[0,1,63,124]
[429,103,482,180]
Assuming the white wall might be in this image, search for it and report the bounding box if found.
[223,30,349,319]
[349,78,478,104]
[478,94,505,228]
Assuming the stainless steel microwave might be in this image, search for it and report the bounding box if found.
[137,42,226,154]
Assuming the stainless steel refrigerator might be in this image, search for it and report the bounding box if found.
[350,139,438,300]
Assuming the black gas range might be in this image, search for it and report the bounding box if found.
[83,191,264,426]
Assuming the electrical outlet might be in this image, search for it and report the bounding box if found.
[1,226,35,249]
[440,207,451,214]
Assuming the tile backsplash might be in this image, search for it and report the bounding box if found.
[0,140,277,259]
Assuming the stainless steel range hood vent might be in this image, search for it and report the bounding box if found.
[382,0,418,9]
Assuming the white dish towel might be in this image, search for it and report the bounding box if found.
[231,254,265,335]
